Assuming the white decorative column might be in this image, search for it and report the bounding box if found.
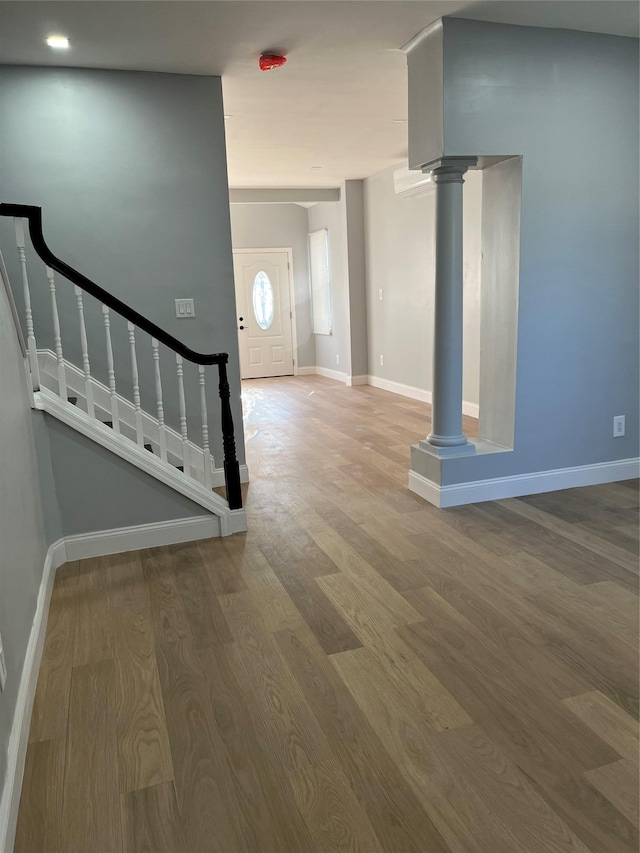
[422,156,477,454]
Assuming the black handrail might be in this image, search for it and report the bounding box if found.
[0,203,226,365]
[0,202,243,511]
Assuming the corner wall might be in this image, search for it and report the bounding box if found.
[440,19,639,485]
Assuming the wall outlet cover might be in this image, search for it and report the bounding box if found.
[613,415,625,437]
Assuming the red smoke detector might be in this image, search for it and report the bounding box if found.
[259,53,287,71]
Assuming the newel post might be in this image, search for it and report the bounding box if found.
[217,358,242,510]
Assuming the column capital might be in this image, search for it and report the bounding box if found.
[422,156,478,182]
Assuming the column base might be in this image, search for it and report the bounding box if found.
[418,437,476,458]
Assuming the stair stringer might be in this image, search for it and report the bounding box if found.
[35,388,246,536]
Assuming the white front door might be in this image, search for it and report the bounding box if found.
[233,251,294,379]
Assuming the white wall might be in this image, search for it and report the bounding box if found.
[364,163,482,405]
[229,203,315,369]
[0,278,48,834]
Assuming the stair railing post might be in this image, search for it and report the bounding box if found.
[198,365,213,489]
[217,359,242,510]
[127,322,144,447]
[14,218,40,390]
[101,304,120,433]
[176,354,190,475]
[74,286,95,418]
[152,338,168,462]
[46,266,67,400]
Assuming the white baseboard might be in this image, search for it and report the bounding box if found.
[0,539,66,853]
[64,514,223,560]
[315,366,348,383]
[409,457,640,509]
[368,374,432,403]
[296,366,316,376]
[367,374,479,418]
[347,375,368,387]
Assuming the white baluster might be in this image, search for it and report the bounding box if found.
[15,218,40,390]
[74,286,95,418]
[46,266,67,399]
[176,354,190,475]
[101,305,119,434]
[127,322,144,447]
[198,365,213,489]
[152,339,168,462]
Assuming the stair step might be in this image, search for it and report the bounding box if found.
[175,465,184,472]
[144,443,154,453]
[102,421,113,428]
[67,396,78,406]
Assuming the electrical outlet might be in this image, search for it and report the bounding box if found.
[336,354,340,365]
[175,298,195,319]
[613,415,625,437]
[379,354,384,367]
[0,633,6,692]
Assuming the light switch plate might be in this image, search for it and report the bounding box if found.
[175,298,195,318]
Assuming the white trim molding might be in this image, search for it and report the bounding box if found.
[409,457,640,509]
[296,366,317,376]
[64,514,224,560]
[347,375,368,387]
[0,539,66,853]
[367,374,478,418]
[315,366,348,383]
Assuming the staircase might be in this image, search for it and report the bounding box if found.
[0,203,246,537]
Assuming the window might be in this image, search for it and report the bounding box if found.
[308,228,332,335]
[252,270,274,330]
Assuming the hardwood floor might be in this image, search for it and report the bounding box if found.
[16,375,639,852]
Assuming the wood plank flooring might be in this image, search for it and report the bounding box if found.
[16,375,639,852]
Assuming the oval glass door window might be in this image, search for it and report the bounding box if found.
[252,271,274,330]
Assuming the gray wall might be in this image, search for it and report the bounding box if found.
[407,21,444,170]
[0,66,245,465]
[363,162,482,404]
[439,19,639,484]
[45,417,209,536]
[308,201,349,373]
[229,203,315,369]
[343,181,369,378]
[0,277,48,820]
[479,157,522,449]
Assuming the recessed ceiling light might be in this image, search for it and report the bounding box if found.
[46,35,69,49]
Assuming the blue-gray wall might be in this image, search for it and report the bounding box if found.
[0,274,49,838]
[439,20,639,484]
[0,66,245,466]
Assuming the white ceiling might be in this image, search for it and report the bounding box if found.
[1,1,638,188]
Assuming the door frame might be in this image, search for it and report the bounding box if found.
[232,247,300,376]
